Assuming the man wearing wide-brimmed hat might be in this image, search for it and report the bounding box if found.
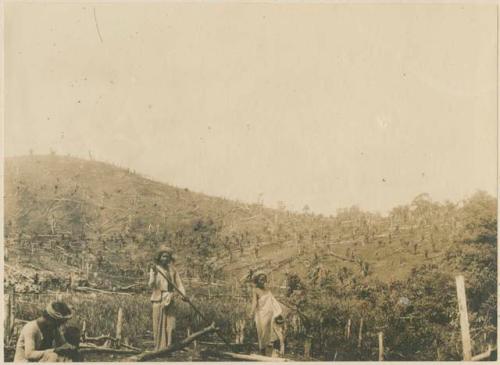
[148,245,186,350]
[14,301,75,362]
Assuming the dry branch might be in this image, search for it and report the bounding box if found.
[326,252,356,263]
[79,344,140,355]
[219,352,291,362]
[124,323,217,362]
[74,286,132,296]
[471,345,496,361]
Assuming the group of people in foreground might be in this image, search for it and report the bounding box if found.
[14,245,285,362]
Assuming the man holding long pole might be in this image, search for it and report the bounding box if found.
[149,245,231,349]
[148,246,187,350]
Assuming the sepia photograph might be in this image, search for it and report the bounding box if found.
[2,1,498,362]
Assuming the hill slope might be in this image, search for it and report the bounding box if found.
[3,155,492,291]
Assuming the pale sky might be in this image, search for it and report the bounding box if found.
[4,2,498,215]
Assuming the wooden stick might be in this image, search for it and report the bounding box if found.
[455,275,472,361]
[82,320,87,340]
[5,292,11,344]
[74,286,132,296]
[10,287,16,337]
[125,323,217,362]
[358,318,363,348]
[346,318,351,339]
[378,332,384,361]
[116,308,124,345]
[187,327,196,349]
[219,352,290,362]
[327,252,356,263]
[304,337,312,359]
[121,343,143,352]
[471,345,495,361]
[79,346,140,355]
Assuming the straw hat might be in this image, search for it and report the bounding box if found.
[45,301,72,321]
[156,245,175,262]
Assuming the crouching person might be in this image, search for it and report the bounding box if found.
[14,301,76,362]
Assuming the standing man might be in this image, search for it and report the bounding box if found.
[148,246,187,350]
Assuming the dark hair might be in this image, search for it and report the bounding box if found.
[155,251,174,264]
[253,273,267,286]
[63,326,81,347]
[63,326,83,361]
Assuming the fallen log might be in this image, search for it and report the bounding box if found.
[124,323,217,362]
[219,351,291,362]
[79,345,140,355]
[326,252,356,263]
[471,345,496,361]
[121,343,143,352]
[83,335,118,344]
[117,283,142,291]
[74,286,132,296]
[198,341,258,346]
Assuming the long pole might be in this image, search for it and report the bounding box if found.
[357,318,363,348]
[5,292,11,344]
[10,287,16,339]
[378,332,384,361]
[154,266,230,345]
[455,275,472,360]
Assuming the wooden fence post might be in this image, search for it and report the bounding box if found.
[10,287,16,338]
[239,320,245,344]
[455,275,472,361]
[357,318,363,348]
[378,332,384,361]
[82,320,87,340]
[304,336,312,359]
[116,308,123,346]
[5,291,11,345]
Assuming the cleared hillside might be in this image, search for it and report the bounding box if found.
[3,155,493,291]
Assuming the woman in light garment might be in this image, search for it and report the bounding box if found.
[251,271,286,356]
[14,301,75,362]
[149,246,186,350]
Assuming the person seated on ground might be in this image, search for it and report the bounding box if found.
[14,301,75,362]
[250,271,286,356]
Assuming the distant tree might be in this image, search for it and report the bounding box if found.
[302,205,310,215]
[459,191,497,245]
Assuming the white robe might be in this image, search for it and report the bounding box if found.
[254,291,283,350]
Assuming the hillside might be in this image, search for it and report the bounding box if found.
[3,155,497,361]
[2,154,493,292]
